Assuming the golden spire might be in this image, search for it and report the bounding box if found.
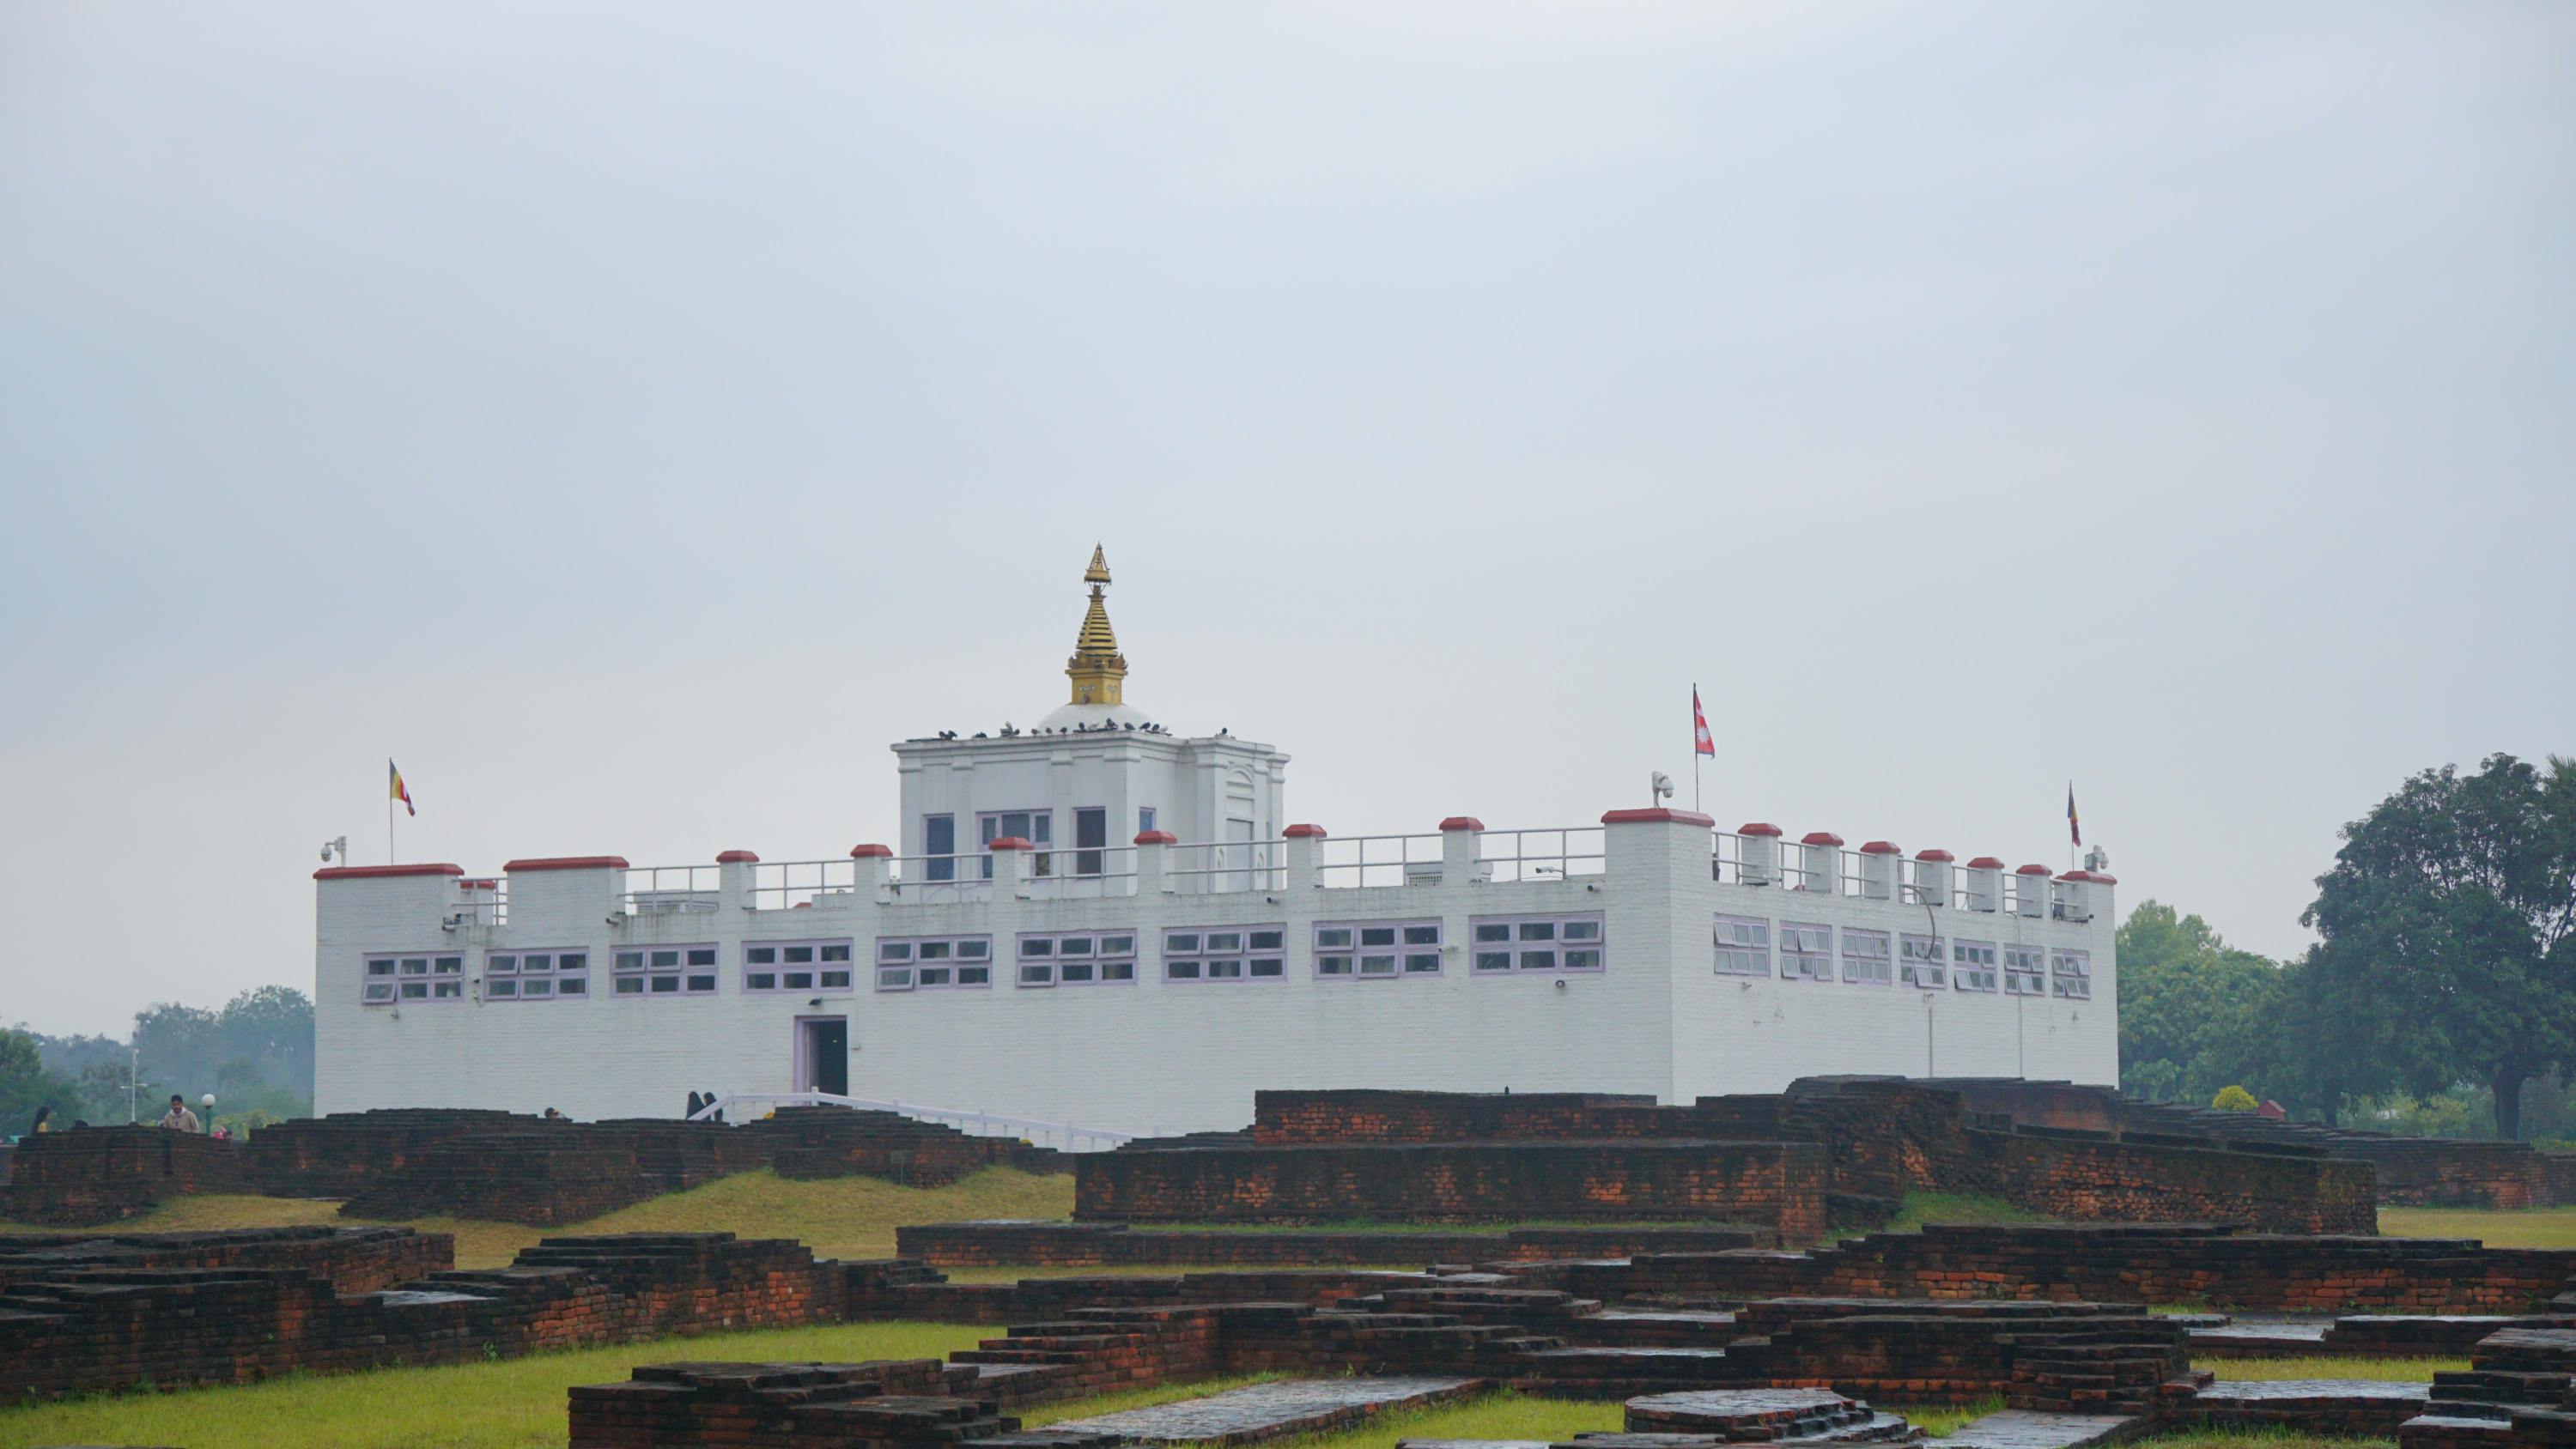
[1066,543,1127,706]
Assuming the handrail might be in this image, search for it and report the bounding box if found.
[687,1091,1133,1150]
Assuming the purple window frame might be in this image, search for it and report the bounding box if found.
[365,952,463,1005]
[874,935,993,991]
[1164,925,1287,984]
[483,948,589,1003]
[1840,928,1893,985]
[1898,933,1947,990]
[2002,944,2047,996]
[1712,914,1770,977]
[1468,913,1602,974]
[1310,919,1438,981]
[1779,923,1833,982]
[743,938,854,995]
[1017,931,1139,988]
[2050,948,2092,1000]
[612,943,720,998]
[1951,939,1999,993]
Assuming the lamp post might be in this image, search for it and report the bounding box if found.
[201,1093,216,1137]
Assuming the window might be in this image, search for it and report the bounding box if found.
[613,945,719,997]
[1018,931,1139,987]
[744,939,854,993]
[1713,915,1771,977]
[1899,934,1947,989]
[979,810,1053,878]
[364,953,462,1004]
[1167,926,1287,982]
[485,949,588,1002]
[1780,923,1833,981]
[2050,948,2092,1000]
[1314,919,1440,979]
[1139,806,1157,835]
[1840,928,1892,985]
[1951,939,1999,993]
[2003,945,2046,996]
[924,814,956,882]
[1074,807,1108,876]
[875,935,991,991]
[1470,914,1601,973]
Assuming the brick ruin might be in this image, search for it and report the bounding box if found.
[1076,1080,2379,1239]
[11,1217,2576,1449]
[0,1105,1071,1228]
[893,1222,1776,1269]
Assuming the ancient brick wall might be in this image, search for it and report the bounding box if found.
[0,1126,252,1225]
[0,1230,848,1402]
[1498,1223,2576,1314]
[1249,1088,1664,1144]
[1075,1139,1826,1238]
[742,1106,1066,1187]
[2336,1137,2552,1210]
[340,1122,765,1225]
[1979,1128,2377,1234]
[244,1107,533,1197]
[892,1220,1769,1268]
[0,1224,450,1294]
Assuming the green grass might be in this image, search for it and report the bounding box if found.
[2208,1355,2465,1382]
[2381,1205,2576,1249]
[940,1263,1422,1282]
[0,1320,992,1449]
[0,1167,1076,1270]
[1148,1217,1768,1235]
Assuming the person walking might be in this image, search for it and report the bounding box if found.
[157,1094,201,1132]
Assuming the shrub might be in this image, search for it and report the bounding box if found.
[2212,1084,2258,1111]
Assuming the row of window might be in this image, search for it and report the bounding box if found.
[920,806,1148,882]
[362,914,1608,1003]
[1712,915,2088,997]
[368,912,2089,1005]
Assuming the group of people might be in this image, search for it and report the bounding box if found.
[12,1095,228,1143]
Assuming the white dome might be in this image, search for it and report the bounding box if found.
[1036,700,1155,732]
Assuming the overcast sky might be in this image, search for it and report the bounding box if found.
[3,3,2569,1039]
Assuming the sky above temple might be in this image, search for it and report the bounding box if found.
[3,2,2571,1035]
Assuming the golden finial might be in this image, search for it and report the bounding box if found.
[1066,546,1127,706]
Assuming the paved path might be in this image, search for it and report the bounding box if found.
[1048,1376,1486,1446]
[1926,1410,2139,1449]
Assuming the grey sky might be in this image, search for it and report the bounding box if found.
[3,2,2569,1038]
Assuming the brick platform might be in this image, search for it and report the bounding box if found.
[0,1230,848,1402]
[896,1222,1771,1269]
[1076,1140,1826,1238]
[0,1223,450,1294]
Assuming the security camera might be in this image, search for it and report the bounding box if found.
[321,845,335,863]
[1651,772,1674,800]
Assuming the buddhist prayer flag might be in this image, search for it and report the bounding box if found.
[1692,686,1715,759]
[391,760,416,817]
[2067,784,2080,846]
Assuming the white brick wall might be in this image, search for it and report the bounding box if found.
[314,815,2117,1133]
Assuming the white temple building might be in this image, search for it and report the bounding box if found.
[313,549,2119,1138]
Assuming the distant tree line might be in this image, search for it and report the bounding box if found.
[2120,753,2576,1141]
[3,986,315,1137]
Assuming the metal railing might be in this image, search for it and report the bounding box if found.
[752,858,861,912]
[1164,839,1285,894]
[1025,844,1139,899]
[686,1091,1133,1151]
[883,854,994,904]
[1315,833,1444,888]
[445,883,508,930]
[1477,827,1605,882]
[623,864,720,916]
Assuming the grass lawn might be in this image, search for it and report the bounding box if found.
[2381,1206,2576,1249]
[0,1320,992,1449]
[0,1167,1076,1270]
[2208,1356,2464,1382]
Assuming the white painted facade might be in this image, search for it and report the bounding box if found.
[312,556,2118,1136]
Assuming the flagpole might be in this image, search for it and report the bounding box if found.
[1692,682,1703,814]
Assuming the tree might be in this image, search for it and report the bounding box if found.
[215,986,314,1097]
[2212,1085,2258,1111]
[2301,754,2576,1139]
[0,1029,78,1137]
[2114,900,2285,1104]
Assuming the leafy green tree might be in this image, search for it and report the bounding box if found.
[2115,900,2285,1103]
[2302,753,2576,1139]
[0,1029,79,1137]
[2212,1085,2258,1111]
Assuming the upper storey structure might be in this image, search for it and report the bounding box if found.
[890,548,1285,879]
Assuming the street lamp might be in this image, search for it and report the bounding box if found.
[200,1093,216,1137]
